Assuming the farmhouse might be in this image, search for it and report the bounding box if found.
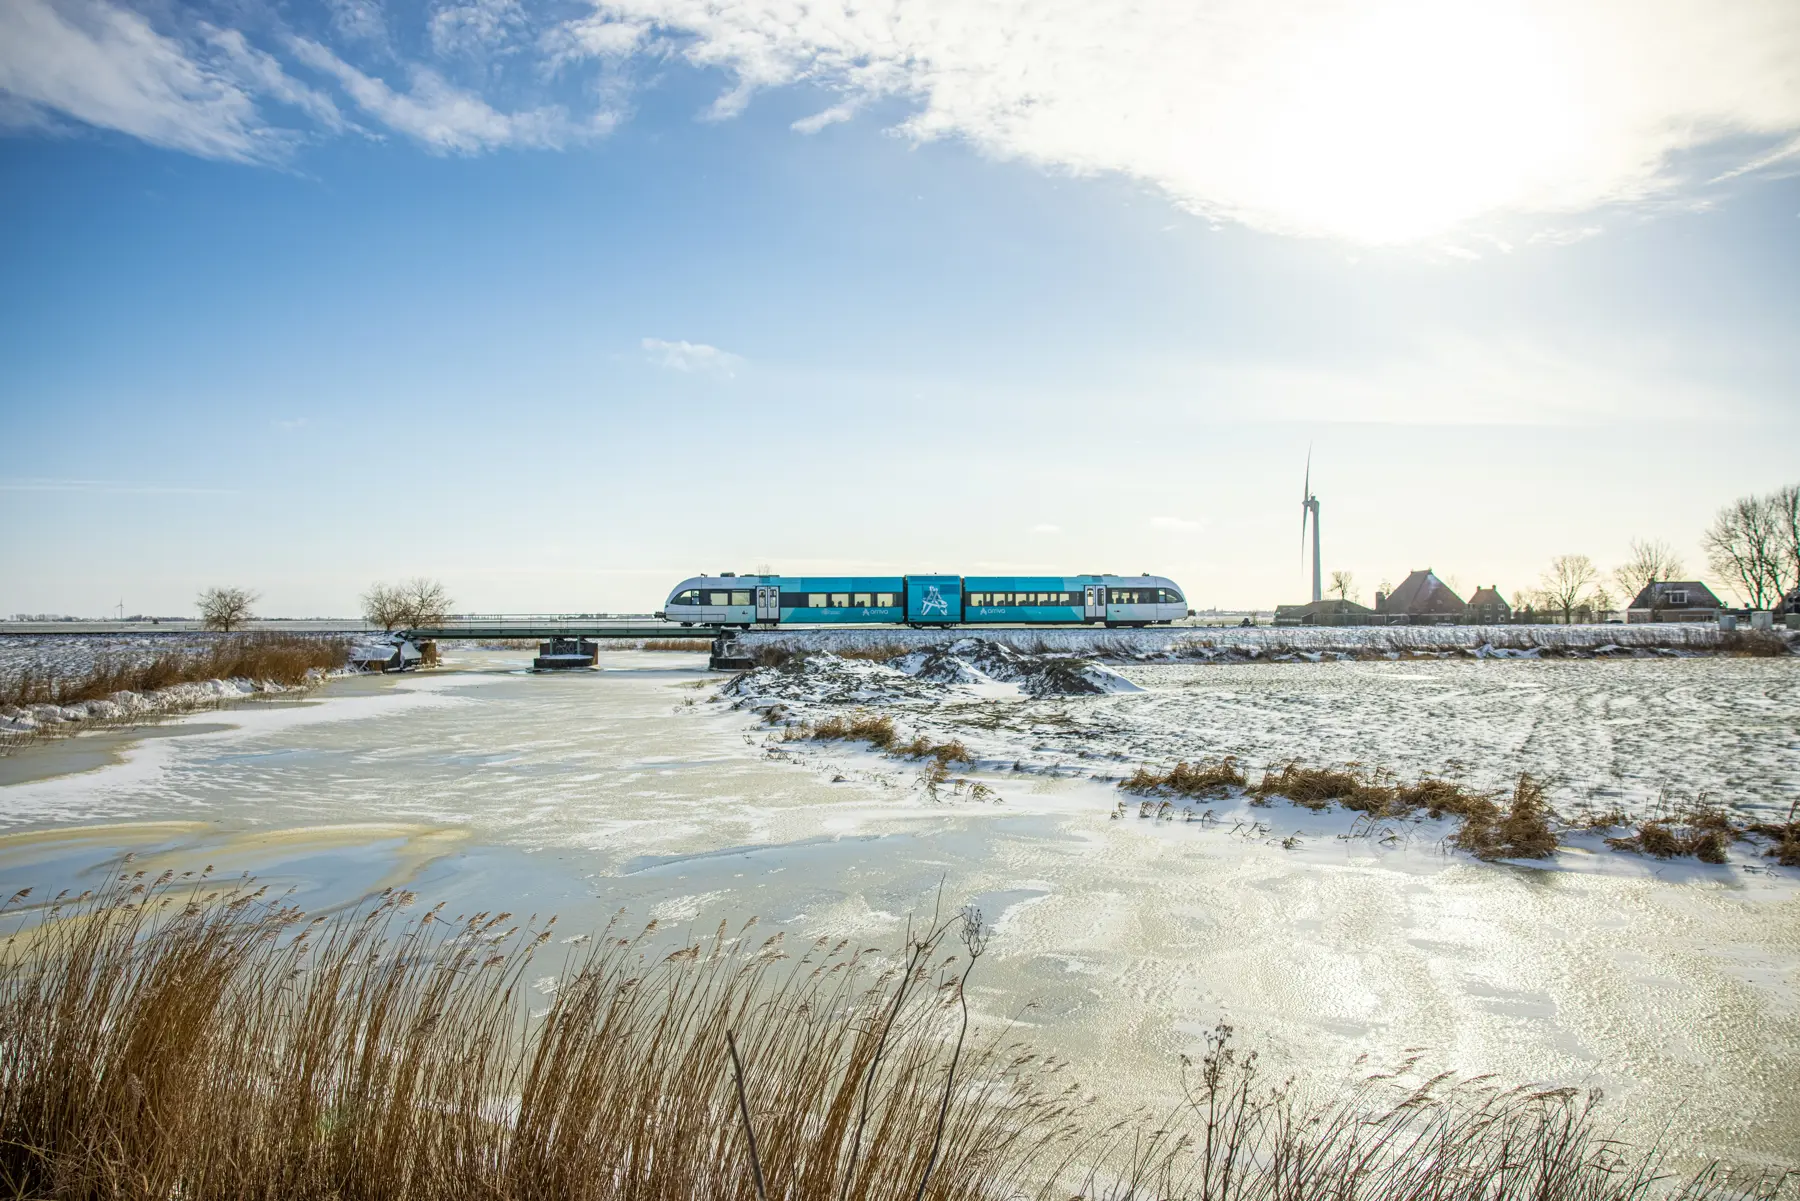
[1273,598,1378,627]
[1375,570,1465,624]
[1625,581,1722,624]
[1464,586,1512,625]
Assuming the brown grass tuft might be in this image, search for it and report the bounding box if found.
[638,638,716,652]
[1453,774,1558,861]
[1608,803,1743,863]
[1128,759,1557,860]
[805,712,898,749]
[1121,758,1247,798]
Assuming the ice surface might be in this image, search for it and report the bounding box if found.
[0,647,1795,1170]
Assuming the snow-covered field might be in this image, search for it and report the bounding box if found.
[725,642,1800,840]
[0,633,387,746]
[732,620,1754,660]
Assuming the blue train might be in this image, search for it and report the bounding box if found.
[658,573,1191,628]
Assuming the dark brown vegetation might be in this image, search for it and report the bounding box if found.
[1120,758,1247,798]
[890,735,973,766]
[0,634,350,710]
[1123,762,1558,861]
[1602,801,1800,867]
[1717,630,1791,658]
[804,712,900,749]
[1,876,1789,1201]
[639,638,717,652]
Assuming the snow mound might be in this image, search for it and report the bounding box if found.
[724,639,1145,702]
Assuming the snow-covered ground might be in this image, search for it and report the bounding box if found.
[0,632,388,747]
[726,645,1800,836]
[0,647,1795,1169]
[732,621,1761,660]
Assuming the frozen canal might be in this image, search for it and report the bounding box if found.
[1,648,1796,1170]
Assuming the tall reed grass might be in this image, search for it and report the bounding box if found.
[0,634,350,710]
[1,875,1789,1200]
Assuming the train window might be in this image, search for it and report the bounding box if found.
[968,593,985,606]
[830,593,850,607]
[1159,588,1184,604]
[708,591,731,605]
[808,594,827,608]
[730,591,751,606]
[853,593,871,607]
[876,593,895,607]
[671,590,700,605]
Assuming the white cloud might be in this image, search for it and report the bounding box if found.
[325,0,387,47]
[590,0,1800,243]
[542,14,648,70]
[290,38,572,152]
[0,0,272,160]
[206,27,345,133]
[1029,523,1061,535]
[642,337,743,375]
[429,0,527,59]
[1150,516,1204,532]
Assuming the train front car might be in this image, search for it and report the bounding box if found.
[658,575,905,627]
[963,574,1187,626]
[1097,575,1187,626]
[659,575,763,627]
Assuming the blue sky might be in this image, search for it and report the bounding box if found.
[2,0,1798,616]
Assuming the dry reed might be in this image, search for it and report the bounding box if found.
[801,713,900,750]
[638,638,716,652]
[0,634,350,710]
[1122,761,1558,861]
[0,876,1787,1201]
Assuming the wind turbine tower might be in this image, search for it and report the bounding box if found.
[1301,453,1321,604]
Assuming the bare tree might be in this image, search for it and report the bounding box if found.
[1328,570,1357,603]
[197,586,257,633]
[361,583,410,631]
[1773,484,1800,605]
[402,578,452,627]
[1539,555,1597,625]
[1703,494,1787,609]
[361,578,453,630]
[1611,538,1684,608]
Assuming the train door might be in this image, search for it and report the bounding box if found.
[756,585,780,623]
[1084,585,1105,621]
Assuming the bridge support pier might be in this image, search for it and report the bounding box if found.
[709,632,754,671]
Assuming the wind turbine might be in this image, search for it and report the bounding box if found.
[1301,451,1321,604]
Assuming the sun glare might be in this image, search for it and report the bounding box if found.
[1220,4,1585,243]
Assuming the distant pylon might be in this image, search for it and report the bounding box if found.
[1301,451,1321,604]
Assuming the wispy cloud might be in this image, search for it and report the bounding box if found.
[1029,523,1061,535]
[642,337,742,376]
[1150,515,1204,532]
[428,0,527,60]
[289,38,572,153]
[272,417,308,432]
[0,0,275,161]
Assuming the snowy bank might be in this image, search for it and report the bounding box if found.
[729,622,1787,663]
